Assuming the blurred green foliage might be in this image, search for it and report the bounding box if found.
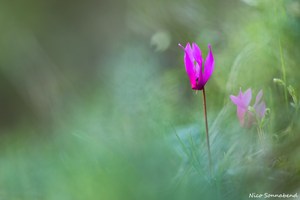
[0,0,300,199]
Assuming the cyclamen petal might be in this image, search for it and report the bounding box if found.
[254,101,266,118]
[253,90,266,118]
[203,44,215,83]
[259,102,266,117]
[184,43,194,62]
[242,89,251,106]
[192,43,202,64]
[230,95,243,108]
[255,90,263,105]
[184,49,197,88]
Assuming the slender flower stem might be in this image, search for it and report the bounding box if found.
[202,87,212,174]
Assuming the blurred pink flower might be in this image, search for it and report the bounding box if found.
[230,88,266,127]
[179,43,214,90]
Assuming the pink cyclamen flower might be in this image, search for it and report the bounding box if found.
[179,43,214,90]
[230,88,266,127]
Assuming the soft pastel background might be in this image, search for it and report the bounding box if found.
[0,0,300,199]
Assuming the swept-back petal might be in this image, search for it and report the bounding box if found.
[238,88,243,98]
[230,95,243,108]
[192,43,202,65]
[203,44,214,84]
[254,101,266,118]
[184,49,196,87]
[255,90,263,105]
[243,88,252,107]
[192,43,203,78]
[184,43,193,62]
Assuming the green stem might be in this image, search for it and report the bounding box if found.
[279,39,288,109]
[257,125,264,148]
[202,87,212,175]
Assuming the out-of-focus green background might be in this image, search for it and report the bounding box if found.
[0,0,300,199]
